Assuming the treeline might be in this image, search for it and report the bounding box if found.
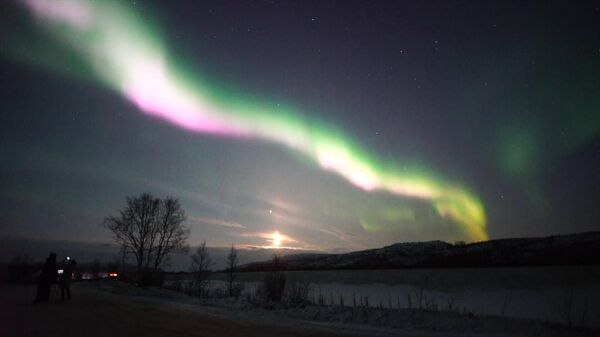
[0,255,124,284]
[1,254,38,284]
[169,253,301,305]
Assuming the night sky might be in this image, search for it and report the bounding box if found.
[1,0,599,252]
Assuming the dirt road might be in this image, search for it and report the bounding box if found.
[0,284,403,337]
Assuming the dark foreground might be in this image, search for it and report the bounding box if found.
[0,283,595,337]
[0,284,404,337]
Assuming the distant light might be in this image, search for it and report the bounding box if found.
[269,209,273,214]
[58,269,64,274]
[273,231,281,248]
[66,256,70,260]
[108,272,118,278]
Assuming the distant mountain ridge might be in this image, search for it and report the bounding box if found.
[238,231,600,271]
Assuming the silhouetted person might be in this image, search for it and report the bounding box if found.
[59,257,76,301]
[34,252,58,303]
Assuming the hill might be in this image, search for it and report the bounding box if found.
[238,231,600,271]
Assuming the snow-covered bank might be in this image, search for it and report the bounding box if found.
[166,266,600,328]
[91,280,597,337]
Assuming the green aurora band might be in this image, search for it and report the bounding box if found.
[14,0,487,241]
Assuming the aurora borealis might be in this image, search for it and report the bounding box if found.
[1,1,599,250]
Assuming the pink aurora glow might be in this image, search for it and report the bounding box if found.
[19,0,487,240]
[123,60,249,137]
[24,0,92,29]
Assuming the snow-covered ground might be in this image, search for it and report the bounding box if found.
[96,279,595,337]
[4,278,591,337]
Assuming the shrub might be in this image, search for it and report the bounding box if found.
[262,255,286,302]
[231,282,244,298]
[139,269,165,287]
[263,271,286,302]
[286,282,311,307]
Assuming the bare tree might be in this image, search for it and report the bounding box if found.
[190,240,213,296]
[102,192,189,284]
[263,254,286,302]
[227,245,238,297]
[150,197,188,271]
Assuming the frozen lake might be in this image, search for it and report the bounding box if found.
[200,266,600,327]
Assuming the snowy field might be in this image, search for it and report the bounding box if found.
[187,265,600,328]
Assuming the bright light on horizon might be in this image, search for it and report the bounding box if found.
[273,231,281,248]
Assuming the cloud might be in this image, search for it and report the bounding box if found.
[267,198,302,215]
[318,228,367,250]
[238,231,297,243]
[234,231,313,249]
[189,215,247,229]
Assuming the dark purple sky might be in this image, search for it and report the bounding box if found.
[1,1,599,252]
